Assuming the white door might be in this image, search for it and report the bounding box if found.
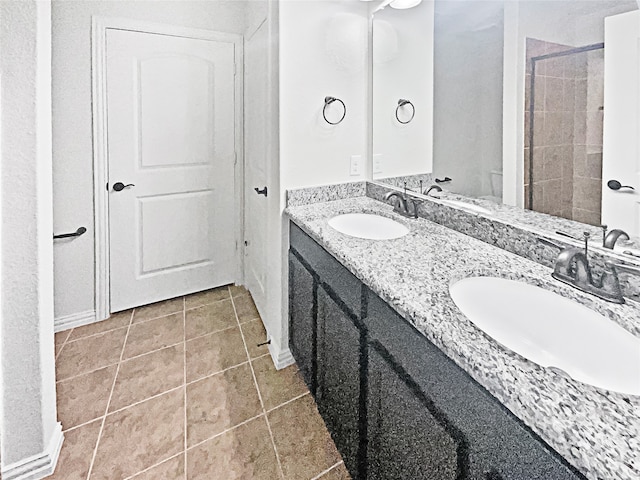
[107,29,237,312]
[602,11,640,236]
[244,24,269,318]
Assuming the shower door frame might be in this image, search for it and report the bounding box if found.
[527,42,604,211]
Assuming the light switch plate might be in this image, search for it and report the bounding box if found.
[373,154,383,174]
[350,155,362,176]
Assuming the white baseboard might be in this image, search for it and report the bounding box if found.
[1,422,64,480]
[268,338,295,370]
[54,310,96,332]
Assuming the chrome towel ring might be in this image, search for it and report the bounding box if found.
[396,99,415,124]
[323,96,346,125]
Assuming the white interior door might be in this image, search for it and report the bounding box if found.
[244,24,269,318]
[602,11,640,236]
[107,29,237,312]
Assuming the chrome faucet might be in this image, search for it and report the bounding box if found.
[603,228,630,249]
[384,191,420,218]
[423,185,442,197]
[540,235,640,304]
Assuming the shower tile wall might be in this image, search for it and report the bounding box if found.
[524,38,603,225]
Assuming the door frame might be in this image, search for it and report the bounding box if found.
[91,16,244,320]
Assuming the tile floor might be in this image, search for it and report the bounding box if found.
[51,285,350,480]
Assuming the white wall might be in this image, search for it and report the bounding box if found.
[279,0,369,190]
[273,0,369,367]
[51,0,247,324]
[1,0,62,477]
[372,1,434,179]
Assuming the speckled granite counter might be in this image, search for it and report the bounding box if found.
[285,196,640,480]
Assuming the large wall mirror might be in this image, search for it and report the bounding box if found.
[371,0,640,240]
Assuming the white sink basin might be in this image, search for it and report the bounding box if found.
[449,277,640,395]
[328,213,409,240]
[440,199,492,215]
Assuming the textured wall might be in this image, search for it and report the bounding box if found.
[0,0,59,471]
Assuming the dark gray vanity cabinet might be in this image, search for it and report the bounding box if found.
[367,342,460,480]
[288,253,316,392]
[316,287,362,477]
[365,295,586,480]
[289,223,363,478]
[288,222,586,480]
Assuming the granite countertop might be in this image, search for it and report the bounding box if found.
[285,196,640,480]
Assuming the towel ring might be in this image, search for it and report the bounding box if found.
[323,96,346,125]
[396,99,415,124]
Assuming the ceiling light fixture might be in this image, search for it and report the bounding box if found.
[389,0,423,9]
[374,0,422,13]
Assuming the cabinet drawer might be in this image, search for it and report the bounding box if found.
[290,222,362,317]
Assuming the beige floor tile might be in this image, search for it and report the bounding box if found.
[123,313,184,359]
[55,329,71,345]
[56,328,127,381]
[233,294,260,324]
[109,344,184,412]
[185,299,237,340]
[187,416,280,480]
[130,453,185,480]
[268,395,342,480]
[68,311,132,342]
[186,363,262,447]
[185,286,230,310]
[241,319,269,359]
[56,365,116,430]
[132,297,183,324]
[229,284,249,298]
[48,420,102,480]
[320,463,351,480]
[185,327,247,383]
[253,356,308,411]
[90,389,184,480]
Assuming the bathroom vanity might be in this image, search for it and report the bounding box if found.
[286,194,639,480]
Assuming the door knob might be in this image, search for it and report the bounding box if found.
[113,182,135,192]
[254,186,268,197]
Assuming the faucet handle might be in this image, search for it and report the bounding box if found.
[538,236,564,250]
[606,261,640,276]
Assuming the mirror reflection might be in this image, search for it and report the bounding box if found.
[371,0,640,241]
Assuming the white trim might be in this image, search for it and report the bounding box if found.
[268,338,295,370]
[1,422,63,480]
[91,16,244,320]
[54,310,96,333]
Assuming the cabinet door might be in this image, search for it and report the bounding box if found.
[288,252,316,392]
[367,342,461,480]
[316,287,362,479]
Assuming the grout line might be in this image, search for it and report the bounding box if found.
[95,385,184,418]
[55,328,72,362]
[186,360,251,386]
[265,391,311,414]
[184,294,232,313]
[184,323,240,344]
[309,461,345,480]
[230,292,285,480]
[185,412,266,452]
[62,415,106,434]
[122,451,185,480]
[85,308,135,480]
[182,296,188,480]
